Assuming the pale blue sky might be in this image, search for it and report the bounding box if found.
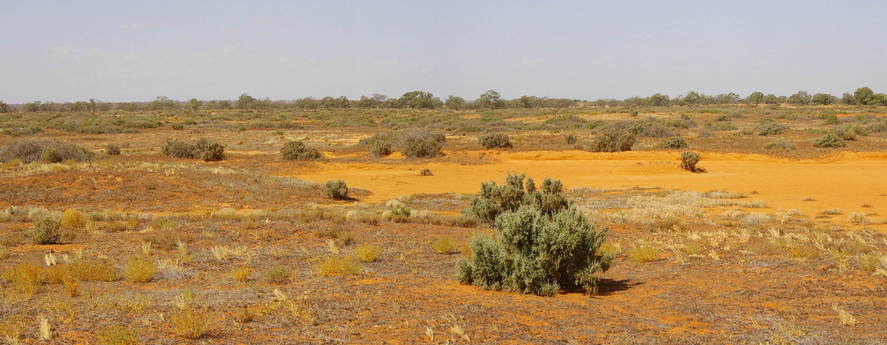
[1,0,885,103]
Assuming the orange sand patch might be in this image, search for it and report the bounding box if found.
[282,150,887,228]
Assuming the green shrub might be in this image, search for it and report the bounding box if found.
[171,123,185,130]
[833,126,859,141]
[588,128,635,152]
[661,136,688,149]
[478,133,513,149]
[0,139,94,163]
[281,140,323,160]
[467,173,569,226]
[106,144,121,155]
[763,139,796,151]
[324,180,349,200]
[813,133,845,148]
[161,139,225,161]
[262,266,291,284]
[822,114,840,125]
[31,218,61,244]
[399,129,445,158]
[458,205,611,296]
[2,126,43,136]
[564,134,577,145]
[756,120,786,136]
[680,151,701,172]
[369,140,393,157]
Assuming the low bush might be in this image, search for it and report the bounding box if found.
[661,136,688,149]
[588,128,635,152]
[122,256,157,283]
[106,144,121,155]
[31,218,61,244]
[479,133,513,149]
[680,151,701,172]
[369,140,393,157]
[756,120,786,136]
[564,134,577,144]
[324,180,349,200]
[281,140,323,160]
[59,208,87,230]
[399,129,445,158]
[262,266,291,284]
[432,237,458,254]
[813,133,845,148]
[355,244,381,262]
[458,205,612,296]
[0,139,94,163]
[231,266,253,282]
[171,308,213,339]
[763,139,796,151]
[316,256,362,276]
[162,139,225,161]
[98,326,140,345]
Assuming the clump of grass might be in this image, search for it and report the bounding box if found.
[262,266,291,284]
[848,212,869,224]
[67,258,118,281]
[628,245,659,262]
[832,305,857,327]
[122,256,157,283]
[355,244,382,262]
[234,307,257,324]
[171,308,213,339]
[105,144,122,156]
[59,208,88,230]
[232,266,254,282]
[98,326,140,345]
[1,263,44,295]
[62,277,80,297]
[821,208,843,215]
[432,237,458,254]
[316,256,362,276]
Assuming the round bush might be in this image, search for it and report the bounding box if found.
[756,121,786,136]
[680,151,701,172]
[589,129,635,152]
[662,136,688,149]
[281,141,322,160]
[106,144,121,156]
[31,218,61,244]
[370,140,393,157]
[325,180,349,200]
[479,133,513,149]
[399,129,445,158]
[813,133,845,148]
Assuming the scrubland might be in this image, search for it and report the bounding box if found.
[1,103,886,344]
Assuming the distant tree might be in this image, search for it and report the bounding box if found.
[681,91,703,105]
[149,96,177,110]
[762,94,780,104]
[787,91,811,105]
[236,93,258,109]
[854,87,875,105]
[398,91,441,109]
[445,95,467,109]
[811,93,836,105]
[714,93,740,104]
[292,97,319,109]
[22,101,41,112]
[0,101,9,113]
[746,91,764,105]
[186,98,202,111]
[477,90,505,109]
[648,93,670,106]
[841,93,855,105]
[872,93,887,106]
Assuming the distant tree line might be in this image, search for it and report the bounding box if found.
[2,87,885,113]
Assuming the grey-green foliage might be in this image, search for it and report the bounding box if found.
[31,218,61,244]
[0,139,94,163]
[661,136,688,149]
[478,133,513,149]
[680,151,701,172]
[458,205,612,296]
[813,133,845,148]
[467,173,569,226]
[281,140,322,160]
[324,180,349,200]
[162,138,225,162]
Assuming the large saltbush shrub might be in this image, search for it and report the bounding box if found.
[162,139,225,161]
[399,129,445,158]
[680,151,701,172]
[756,120,787,136]
[0,139,94,163]
[479,133,513,149]
[324,180,349,200]
[459,174,612,296]
[588,128,635,152]
[281,140,323,160]
[813,133,845,148]
[31,218,61,244]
